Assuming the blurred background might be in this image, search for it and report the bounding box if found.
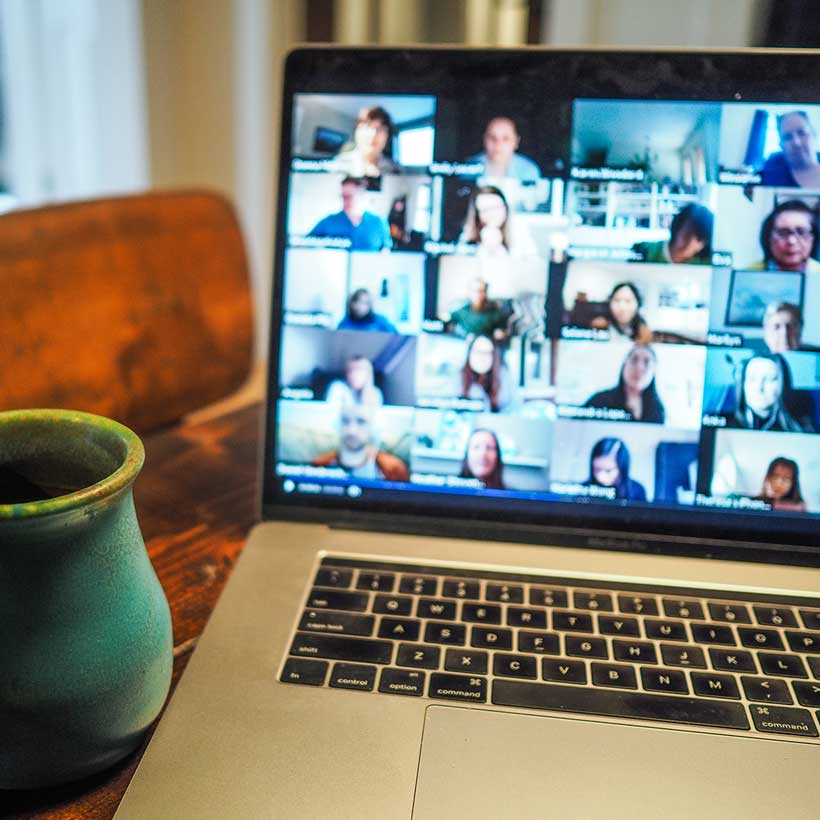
[1,0,817,357]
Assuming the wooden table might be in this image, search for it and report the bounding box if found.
[1,402,262,820]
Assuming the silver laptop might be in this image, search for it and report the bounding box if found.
[116,47,820,819]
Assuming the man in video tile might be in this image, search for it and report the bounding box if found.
[447,278,510,340]
[311,403,409,481]
[761,111,820,188]
[469,116,541,182]
[308,176,392,251]
[762,302,804,354]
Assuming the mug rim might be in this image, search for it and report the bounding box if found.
[0,409,145,519]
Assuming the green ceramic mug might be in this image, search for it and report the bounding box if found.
[0,409,173,789]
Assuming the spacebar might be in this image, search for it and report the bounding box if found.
[493,681,750,730]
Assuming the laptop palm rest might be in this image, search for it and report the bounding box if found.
[413,706,816,819]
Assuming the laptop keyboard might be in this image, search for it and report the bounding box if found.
[280,557,820,741]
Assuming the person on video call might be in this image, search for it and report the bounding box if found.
[590,282,653,343]
[337,288,397,333]
[762,302,804,353]
[308,176,392,251]
[333,106,400,178]
[750,200,820,273]
[460,334,511,412]
[583,437,647,501]
[447,278,509,340]
[459,185,511,257]
[760,111,820,188]
[311,403,409,481]
[468,116,541,181]
[755,456,807,512]
[584,344,666,423]
[325,355,384,411]
[631,203,713,265]
[724,353,814,432]
[459,428,505,490]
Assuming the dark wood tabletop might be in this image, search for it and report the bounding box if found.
[1,401,262,820]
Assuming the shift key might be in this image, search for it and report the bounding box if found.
[290,633,393,664]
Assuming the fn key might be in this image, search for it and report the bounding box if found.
[281,658,328,686]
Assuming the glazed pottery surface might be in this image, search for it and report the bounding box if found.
[0,409,172,789]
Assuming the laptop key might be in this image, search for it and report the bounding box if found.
[299,610,375,637]
[530,587,569,608]
[618,595,659,616]
[738,628,784,651]
[759,653,807,678]
[429,673,487,703]
[378,617,420,641]
[399,575,438,596]
[741,676,793,704]
[598,615,640,637]
[281,658,328,686]
[306,589,369,612]
[645,619,687,642]
[290,634,393,665]
[492,681,750,730]
[662,599,705,620]
[574,591,613,612]
[691,672,741,699]
[379,668,425,697]
[691,624,736,646]
[565,635,608,659]
[641,667,688,695]
[494,653,538,679]
[486,583,524,603]
[329,663,376,692]
[707,603,751,624]
[613,640,657,665]
[754,606,798,628]
[792,681,820,708]
[424,621,466,646]
[445,649,488,675]
[591,662,637,689]
[518,631,560,655]
[660,644,707,669]
[357,572,396,592]
[462,603,502,624]
[417,598,457,620]
[552,611,594,633]
[372,594,413,616]
[799,610,820,631]
[442,579,480,600]
[471,626,513,650]
[785,631,820,654]
[809,657,820,679]
[749,704,818,738]
[542,659,587,684]
[507,607,547,629]
[396,643,440,670]
[709,648,757,673]
[314,568,353,588]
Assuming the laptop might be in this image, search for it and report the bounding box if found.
[115,47,820,819]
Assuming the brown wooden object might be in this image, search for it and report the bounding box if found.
[0,190,254,432]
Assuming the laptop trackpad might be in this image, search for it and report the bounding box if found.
[412,706,816,820]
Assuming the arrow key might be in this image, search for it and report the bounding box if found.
[740,676,793,704]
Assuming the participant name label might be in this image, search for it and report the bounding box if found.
[571,167,645,182]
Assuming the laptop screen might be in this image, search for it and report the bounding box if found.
[264,48,820,558]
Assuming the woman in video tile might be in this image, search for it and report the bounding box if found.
[459,185,510,257]
[325,355,384,411]
[459,428,505,490]
[460,335,511,412]
[754,456,807,513]
[584,344,666,424]
[333,106,400,178]
[750,200,820,273]
[337,288,398,333]
[632,203,713,265]
[760,111,820,189]
[589,282,652,343]
[468,116,541,182]
[583,437,647,501]
[723,353,815,432]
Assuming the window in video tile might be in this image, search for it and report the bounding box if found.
[292,93,436,174]
[550,260,712,344]
[410,409,553,493]
[549,419,699,505]
[718,103,820,188]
